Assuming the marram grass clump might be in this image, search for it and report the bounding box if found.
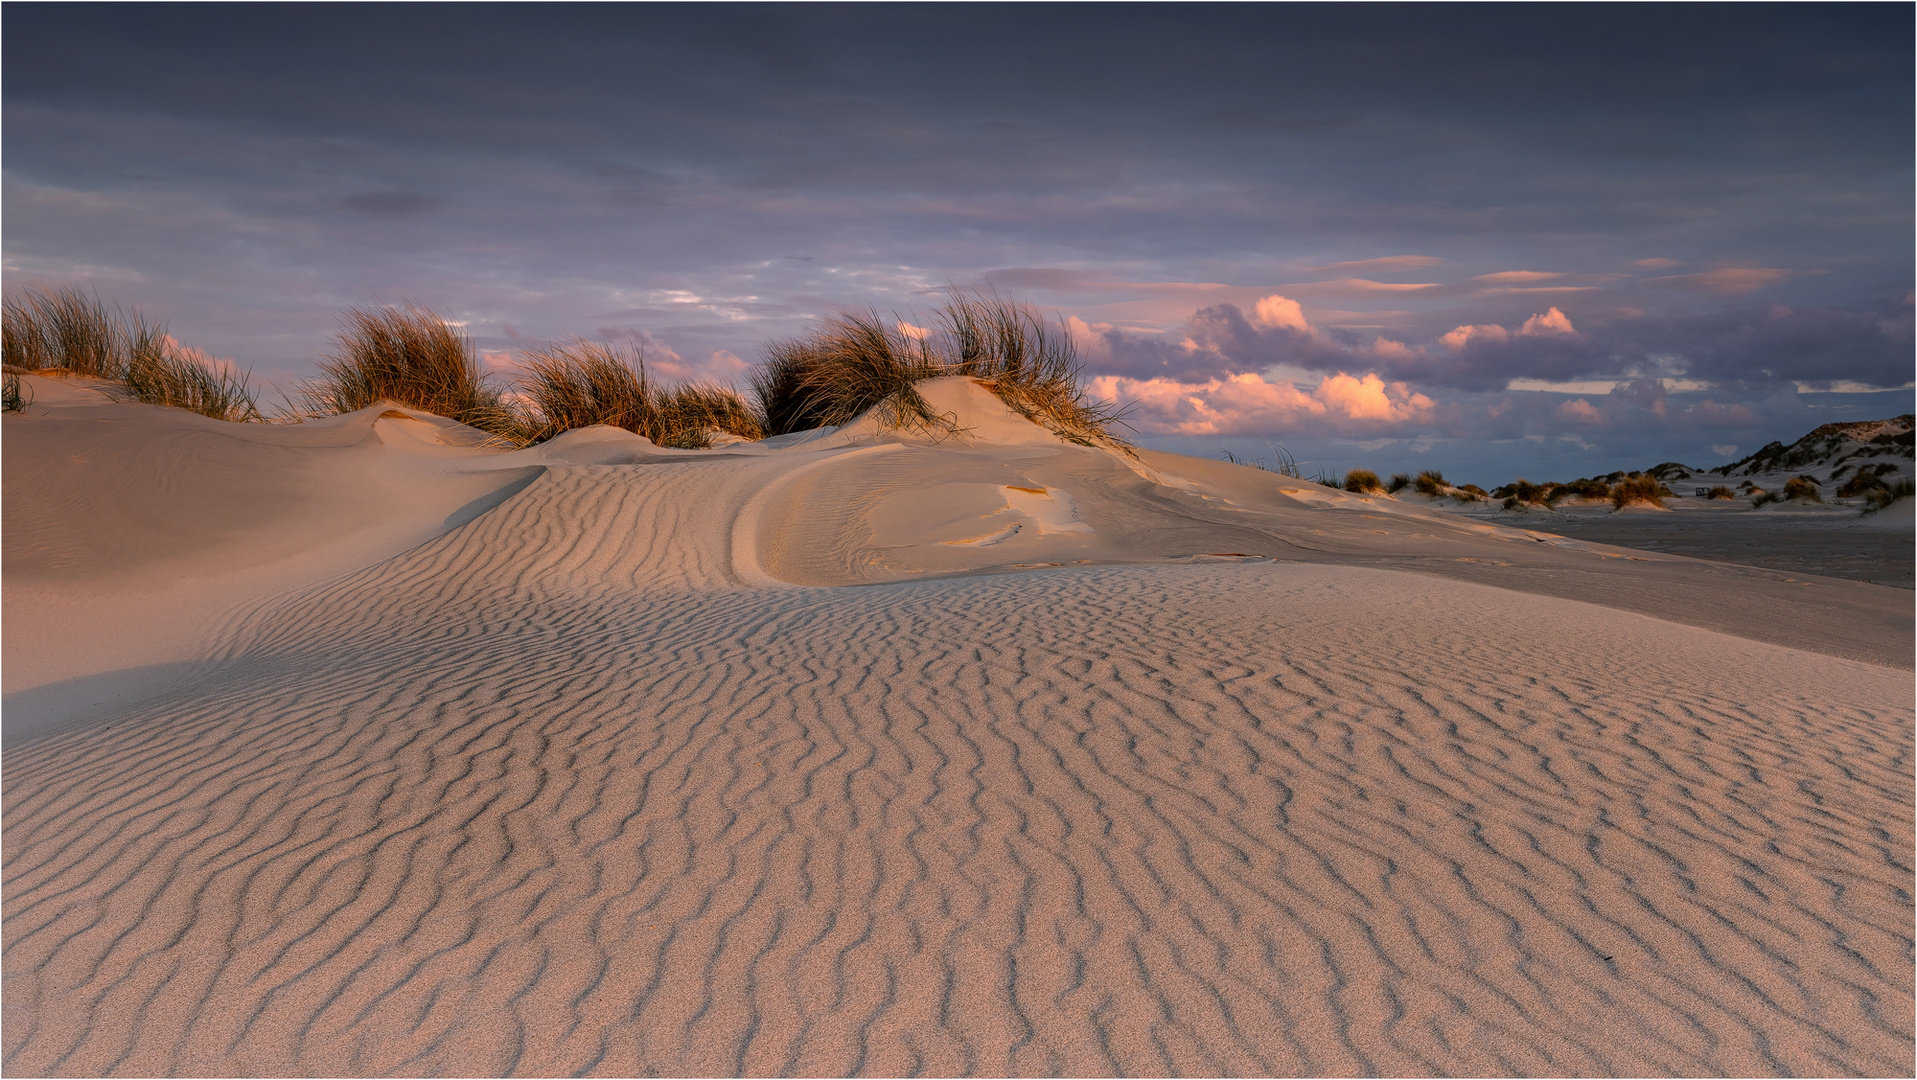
[1611,473,1668,509]
[3,285,262,422]
[755,292,1129,452]
[1342,468,1385,494]
[3,370,28,413]
[293,305,523,440]
[515,340,761,448]
[124,348,262,423]
[2,286,166,379]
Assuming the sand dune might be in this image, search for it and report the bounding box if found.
[5,375,1912,1076]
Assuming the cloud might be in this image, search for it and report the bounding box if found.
[1308,255,1443,273]
[896,320,929,340]
[1519,307,1576,335]
[1091,370,1433,436]
[1471,270,1563,283]
[1634,258,1681,268]
[1314,372,1434,421]
[1645,267,1794,295]
[1557,398,1602,424]
[1248,294,1308,331]
[1300,278,1441,292]
[1438,323,1509,350]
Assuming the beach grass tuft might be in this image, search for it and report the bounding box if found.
[1343,468,1384,494]
[293,304,524,440]
[2,286,168,379]
[1782,475,1823,503]
[123,348,263,423]
[1611,473,1667,509]
[1412,470,1448,497]
[1864,478,1914,512]
[1386,472,1411,494]
[516,339,761,448]
[755,292,1129,451]
[1705,485,1735,500]
[3,286,263,421]
[3,370,28,413]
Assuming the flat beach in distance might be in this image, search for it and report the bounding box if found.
[4,372,1912,1076]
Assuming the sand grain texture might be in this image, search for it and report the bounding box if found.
[5,377,1912,1076]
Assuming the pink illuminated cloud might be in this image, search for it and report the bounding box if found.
[1249,294,1309,332]
[1471,270,1564,283]
[1089,370,1433,436]
[1645,267,1794,295]
[1308,255,1444,273]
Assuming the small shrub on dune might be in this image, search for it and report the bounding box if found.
[1611,472,1665,509]
[1864,478,1914,512]
[1705,485,1735,500]
[1453,483,1486,503]
[295,304,523,440]
[1836,472,1885,499]
[1412,470,1448,497]
[1386,472,1411,494]
[1782,475,1823,503]
[1343,468,1385,494]
[754,292,1129,451]
[1495,478,1561,510]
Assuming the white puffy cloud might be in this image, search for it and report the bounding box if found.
[1090,370,1433,436]
[1440,306,1575,351]
[1249,294,1309,332]
[1519,307,1576,335]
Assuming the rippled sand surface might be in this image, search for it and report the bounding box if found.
[6,376,1912,1076]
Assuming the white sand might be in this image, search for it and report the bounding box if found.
[5,375,1912,1075]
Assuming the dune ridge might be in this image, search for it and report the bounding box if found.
[4,375,1913,1076]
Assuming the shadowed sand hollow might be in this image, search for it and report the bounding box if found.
[5,376,1912,1076]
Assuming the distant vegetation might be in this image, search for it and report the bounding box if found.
[1342,468,1384,494]
[1610,473,1668,509]
[2,286,261,422]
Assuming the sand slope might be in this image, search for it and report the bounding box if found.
[5,376,1913,1076]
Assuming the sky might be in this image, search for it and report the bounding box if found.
[5,4,1912,484]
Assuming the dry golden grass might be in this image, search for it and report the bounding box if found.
[1611,473,1667,509]
[755,292,1128,451]
[3,286,261,422]
[124,349,262,423]
[1342,468,1384,494]
[516,340,761,448]
[1412,470,1448,497]
[1782,476,1823,503]
[292,305,522,440]
[1,286,165,379]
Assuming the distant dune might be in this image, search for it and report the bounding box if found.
[5,374,1911,1076]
